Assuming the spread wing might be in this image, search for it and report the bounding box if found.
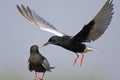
[72,0,114,42]
[16,5,66,37]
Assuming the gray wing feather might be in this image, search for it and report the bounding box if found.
[16,5,65,37]
[42,58,51,71]
[86,0,114,42]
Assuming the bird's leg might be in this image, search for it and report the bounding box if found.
[35,72,37,78]
[41,72,45,80]
[80,53,85,66]
[73,53,79,65]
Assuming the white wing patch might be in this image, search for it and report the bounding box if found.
[17,5,65,37]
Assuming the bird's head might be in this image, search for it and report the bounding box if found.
[43,36,61,46]
[30,45,39,53]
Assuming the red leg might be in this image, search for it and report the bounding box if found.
[73,53,79,65]
[80,53,85,66]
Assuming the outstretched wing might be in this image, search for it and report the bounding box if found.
[72,0,114,42]
[16,5,66,37]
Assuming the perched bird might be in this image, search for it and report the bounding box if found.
[17,0,114,65]
[28,45,55,79]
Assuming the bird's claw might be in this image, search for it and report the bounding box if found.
[34,77,43,80]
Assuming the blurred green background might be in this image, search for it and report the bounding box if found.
[0,0,120,80]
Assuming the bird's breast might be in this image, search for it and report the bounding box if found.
[30,63,46,72]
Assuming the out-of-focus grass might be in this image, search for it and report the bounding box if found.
[0,68,105,80]
[0,74,23,80]
[0,73,102,80]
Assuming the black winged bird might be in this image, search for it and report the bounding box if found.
[17,0,114,65]
[28,45,55,79]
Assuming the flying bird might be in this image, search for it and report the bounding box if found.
[28,45,55,79]
[17,0,114,65]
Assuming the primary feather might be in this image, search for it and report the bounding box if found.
[72,0,114,42]
[16,5,65,37]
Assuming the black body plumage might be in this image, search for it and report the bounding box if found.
[17,0,114,65]
[28,45,55,79]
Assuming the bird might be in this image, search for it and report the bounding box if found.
[16,0,114,65]
[28,45,55,79]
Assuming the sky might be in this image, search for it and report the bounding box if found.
[0,0,120,80]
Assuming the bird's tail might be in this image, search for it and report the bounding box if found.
[84,45,104,53]
[49,67,55,72]
[50,67,55,69]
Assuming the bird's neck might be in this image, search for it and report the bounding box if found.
[30,50,40,55]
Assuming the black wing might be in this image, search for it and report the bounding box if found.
[72,0,114,42]
[28,59,33,72]
[42,57,51,71]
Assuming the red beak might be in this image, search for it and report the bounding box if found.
[42,42,50,46]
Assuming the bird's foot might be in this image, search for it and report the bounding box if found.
[34,77,42,80]
[80,53,85,66]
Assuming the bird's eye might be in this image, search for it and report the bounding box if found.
[51,39,56,42]
[49,36,59,42]
[49,38,56,42]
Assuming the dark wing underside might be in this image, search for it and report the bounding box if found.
[72,0,114,42]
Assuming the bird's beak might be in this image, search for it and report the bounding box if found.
[42,42,50,47]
